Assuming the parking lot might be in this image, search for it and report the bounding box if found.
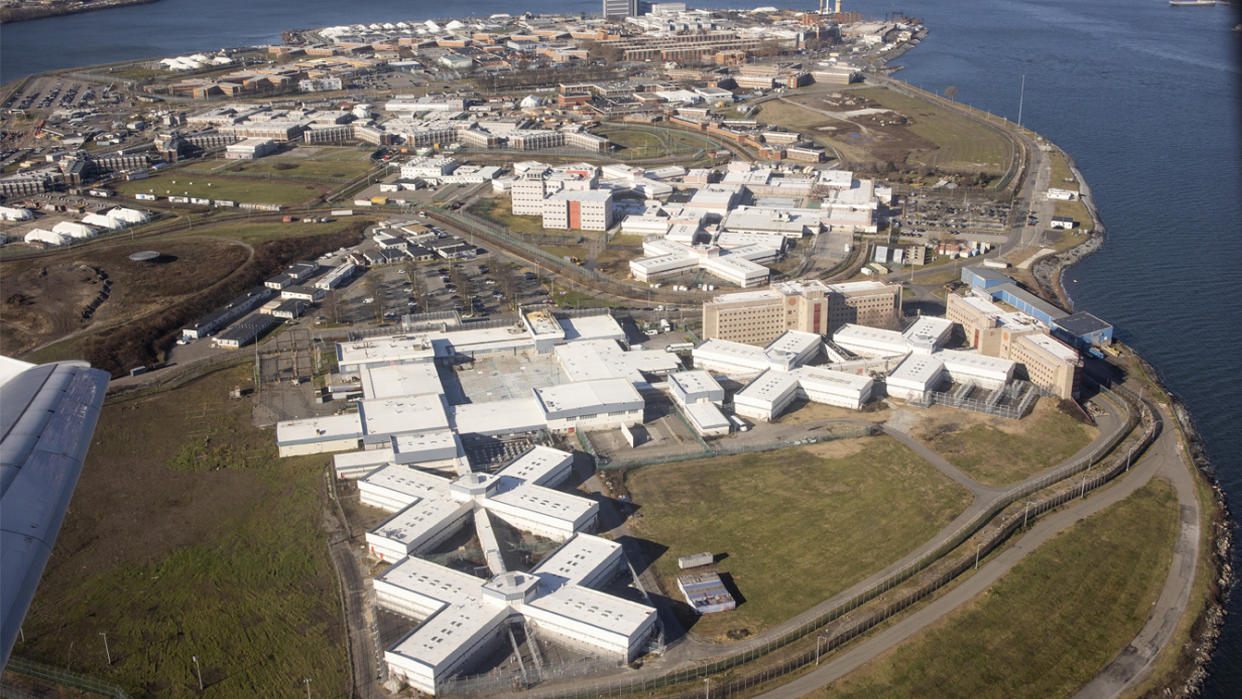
[326,247,557,327]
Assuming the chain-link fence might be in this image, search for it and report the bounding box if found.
[498,386,1151,698]
[3,657,130,699]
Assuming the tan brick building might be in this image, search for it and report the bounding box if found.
[946,292,1081,399]
[702,280,901,346]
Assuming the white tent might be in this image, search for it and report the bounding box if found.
[0,205,32,221]
[24,228,70,246]
[82,213,124,231]
[51,221,98,240]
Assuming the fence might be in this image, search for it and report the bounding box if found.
[917,380,1041,420]
[515,386,1151,698]
[593,423,877,471]
[4,657,130,698]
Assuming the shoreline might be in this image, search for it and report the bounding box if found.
[883,34,1232,695]
[1025,119,1233,699]
[0,0,158,25]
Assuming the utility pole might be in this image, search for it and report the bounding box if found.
[192,655,203,691]
[99,631,111,665]
[1017,74,1026,128]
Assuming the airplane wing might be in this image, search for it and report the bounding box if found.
[0,356,109,668]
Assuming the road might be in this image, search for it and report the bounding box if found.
[757,395,1199,699]
[527,394,1131,698]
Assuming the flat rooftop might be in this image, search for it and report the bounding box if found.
[361,362,444,400]
[276,412,362,446]
[1017,332,1080,363]
[526,584,655,638]
[534,378,644,420]
[495,446,574,487]
[360,464,452,503]
[669,370,723,398]
[369,496,472,553]
[449,397,546,437]
[359,394,451,438]
[888,354,945,386]
[487,483,597,527]
[338,336,436,369]
[558,314,625,343]
[736,370,799,404]
[532,533,621,589]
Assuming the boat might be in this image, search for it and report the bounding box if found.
[1169,1,1216,7]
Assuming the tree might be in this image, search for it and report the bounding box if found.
[943,85,959,100]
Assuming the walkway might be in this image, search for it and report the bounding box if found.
[757,395,1197,698]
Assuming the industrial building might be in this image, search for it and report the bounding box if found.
[945,291,1082,399]
[667,370,731,437]
[358,446,655,695]
[212,314,279,349]
[702,280,902,345]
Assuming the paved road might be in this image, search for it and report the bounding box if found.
[1073,400,1200,699]
[757,396,1198,699]
[527,396,1130,697]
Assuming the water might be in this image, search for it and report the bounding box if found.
[850,0,1242,691]
[5,0,1241,690]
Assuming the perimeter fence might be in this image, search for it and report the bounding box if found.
[482,386,1156,698]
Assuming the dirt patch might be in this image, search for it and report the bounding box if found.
[800,437,868,460]
[1,238,251,356]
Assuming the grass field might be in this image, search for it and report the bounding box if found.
[171,217,369,245]
[852,87,1013,175]
[192,148,378,182]
[467,196,550,236]
[914,398,1096,486]
[115,173,327,206]
[625,437,972,641]
[12,365,349,696]
[819,477,1180,699]
[1047,149,1080,192]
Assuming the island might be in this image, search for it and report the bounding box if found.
[0,5,1228,699]
[0,0,159,25]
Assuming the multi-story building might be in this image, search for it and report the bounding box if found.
[510,175,549,216]
[602,0,639,18]
[542,190,613,231]
[702,279,902,345]
[945,291,1081,398]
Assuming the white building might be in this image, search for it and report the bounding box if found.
[542,190,613,231]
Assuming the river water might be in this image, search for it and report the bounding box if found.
[4,0,1241,691]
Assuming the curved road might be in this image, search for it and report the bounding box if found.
[528,393,1131,698]
[757,394,1199,698]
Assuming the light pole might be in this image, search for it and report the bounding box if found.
[1016,74,1026,128]
[703,677,711,699]
[816,634,828,665]
[304,677,312,699]
[192,655,203,691]
[99,631,111,666]
[1023,501,1032,529]
[974,544,981,570]
[1080,470,1089,498]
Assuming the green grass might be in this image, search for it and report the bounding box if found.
[916,398,1096,486]
[1047,149,1080,192]
[21,334,90,364]
[115,173,327,206]
[219,149,377,181]
[169,217,366,245]
[13,366,348,697]
[626,437,972,641]
[819,477,1180,699]
[466,196,552,236]
[851,87,1013,175]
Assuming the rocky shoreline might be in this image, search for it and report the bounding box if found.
[1036,144,1233,698]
